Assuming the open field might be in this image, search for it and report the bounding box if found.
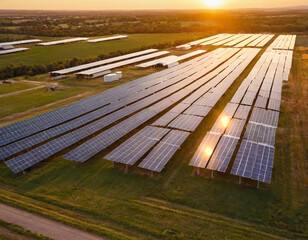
[0,33,206,67]
[0,34,307,240]
[0,82,36,95]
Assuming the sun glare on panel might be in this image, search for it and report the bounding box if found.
[203,0,224,8]
[221,116,230,128]
[205,147,213,156]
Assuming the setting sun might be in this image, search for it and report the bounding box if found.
[203,0,224,8]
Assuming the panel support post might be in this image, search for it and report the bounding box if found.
[196,167,200,176]
[239,176,242,185]
[112,161,115,168]
[150,171,153,177]
[257,181,260,189]
[211,170,214,179]
[125,164,128,173]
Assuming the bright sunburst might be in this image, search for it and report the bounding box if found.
[203,0,224,8]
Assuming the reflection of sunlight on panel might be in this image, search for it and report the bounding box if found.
[204,0,224,8]
[221,116,230,128]
[205,147,213,157]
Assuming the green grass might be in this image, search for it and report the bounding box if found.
[0,83,36,95]
[0,33,206,67]
[0,38,307,240]
[0,87,83,118]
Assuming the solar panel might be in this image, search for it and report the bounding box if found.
[255,96,268,109]
[104,126,170,165]
[249,108,279,128]
[183,105,211,117]
[224,119,246,138]
[230,89,246,104]
[267,99,281,112]
[152,112,179,127]
[243,123,261,143]
[189,132,221,168]
[231,140,258,178]
[257,125,276,147]
[169,103,190,114]
[251,144,275,183]
[210,103,239,134]
[234,105,251,120]
[241,91,257,106]
[244,123,276,146]
[138,130,190,172]
[168,114,203,132]
[207,135,239,172]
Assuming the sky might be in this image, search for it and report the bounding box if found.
[0,0,307,10]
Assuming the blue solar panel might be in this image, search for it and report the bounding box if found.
[251,144,275,183]
[138,130,190,172]
[231,140,258,178]
[104,126,170,165]
[207,135,239,172]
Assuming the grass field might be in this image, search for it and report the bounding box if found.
[0,36,307,240]
[0,82,36,95]
[0,33,206,67]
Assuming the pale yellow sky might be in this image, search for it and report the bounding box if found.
[0,0,307,10]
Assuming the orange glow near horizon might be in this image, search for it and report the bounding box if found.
[0,0,307,10]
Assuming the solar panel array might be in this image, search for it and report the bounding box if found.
[2,33,296,181]
[190,35,296,184]
[103,47,260,173]
[3,48,234,173]
[268,35,296,50]
[200,34,274,48]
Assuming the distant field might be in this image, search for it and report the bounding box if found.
[0,33,206,67]
[0,36,307,240]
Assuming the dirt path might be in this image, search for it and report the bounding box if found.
[0,203,106,240]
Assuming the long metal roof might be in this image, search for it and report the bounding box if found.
[37,37,89,46]
[51,49,158,75]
